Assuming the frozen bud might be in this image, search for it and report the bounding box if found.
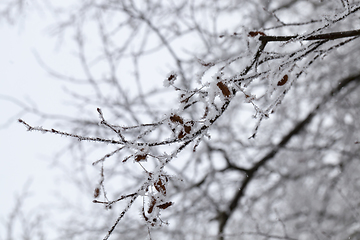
[248,31,266,37]
[154,178,167,195]
[184,124,192,134]
[163,72,177,87]
[217,81,231,98]
[148,197,157,214]
[178,130,186,139]
[277,75,288,86]
[170,114,184,124]
[135,154,147,162]
[94,187,100,198]
[157,202,173,210]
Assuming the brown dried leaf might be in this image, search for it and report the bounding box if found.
[248,31,266,37]
[154,179,167,195]
[135,154,147,162]
[178,130,186,139]
[148,197,156,214]
[277,75,288,86]
[157,202,173,210]
[184,125,191,134]
[217,82,231,97]
[170,114,184,124]
[94,187,100,198]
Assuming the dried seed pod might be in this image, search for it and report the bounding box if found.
[277,75,288,86]
[178,130,186,139]
[184,125,191,134]
[135,154,147,162]
[163,72,177,87]
[248,31,266,37]
[157,202,173,210]
[183,122,192,134]
[154,179,167,195]
[94,187,100,198]
[148,197,157,214]
[167,73,177,81]
[217,81,231,98]
[170,114,184,124]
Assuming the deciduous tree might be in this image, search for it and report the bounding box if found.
[3,0,360,239]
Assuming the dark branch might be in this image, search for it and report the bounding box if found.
[218,72,360,237]
[259,29,360,42]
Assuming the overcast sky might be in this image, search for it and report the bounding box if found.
[0,5,78,235]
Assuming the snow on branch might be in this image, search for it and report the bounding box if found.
[258,29,360,42]
[17,3,360,239]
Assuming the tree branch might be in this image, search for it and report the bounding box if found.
[218,72,360,237]
[259,29,360,42]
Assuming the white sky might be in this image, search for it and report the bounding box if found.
[0,4,77,235]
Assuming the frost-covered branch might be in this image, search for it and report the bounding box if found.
[13,1,360,239]
[218,72,360,236]
[259,28,360,42]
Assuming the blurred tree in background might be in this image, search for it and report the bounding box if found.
[2,0,360,239]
